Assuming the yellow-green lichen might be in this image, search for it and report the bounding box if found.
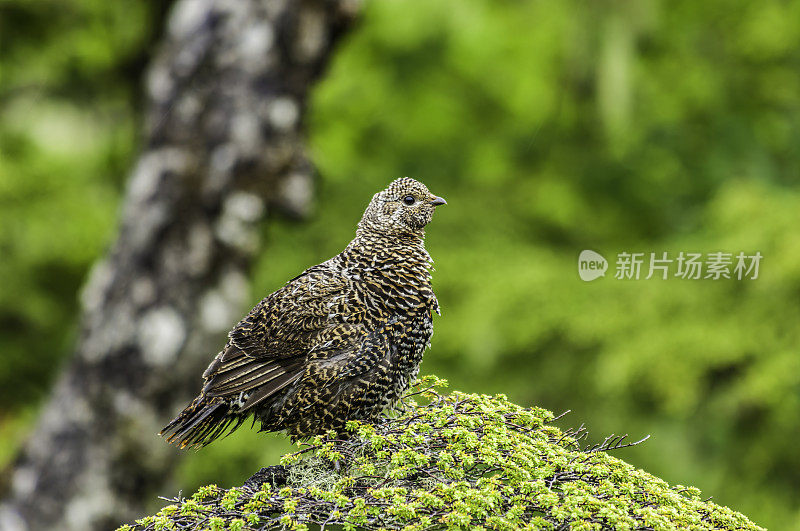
[122,376,763,530]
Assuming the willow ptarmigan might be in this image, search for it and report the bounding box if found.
[161,178,446,447]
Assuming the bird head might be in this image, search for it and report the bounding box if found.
[359,177,447,237]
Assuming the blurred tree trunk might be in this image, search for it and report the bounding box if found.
[0,0,358,529]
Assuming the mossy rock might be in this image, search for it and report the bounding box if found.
[122,376,763,530]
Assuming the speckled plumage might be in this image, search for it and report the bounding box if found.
[162,178,446,447]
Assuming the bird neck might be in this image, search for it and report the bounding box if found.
[346,227,430,266]
[354,225,424,245]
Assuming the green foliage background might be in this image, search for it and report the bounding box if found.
[2,0,799,528]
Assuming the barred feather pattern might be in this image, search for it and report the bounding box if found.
[161,178,445,447]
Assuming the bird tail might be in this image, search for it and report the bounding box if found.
[160,395,245,449]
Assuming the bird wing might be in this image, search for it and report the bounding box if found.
[275,319,398,433]
[199,259,369,411]
[228,261,356,359]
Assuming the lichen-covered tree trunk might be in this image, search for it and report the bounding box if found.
[0,1,358,529]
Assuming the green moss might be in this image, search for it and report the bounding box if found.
[123,376,763,530]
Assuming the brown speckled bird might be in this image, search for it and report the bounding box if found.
[161,178,446,447]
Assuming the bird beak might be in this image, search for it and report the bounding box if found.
[430,195,447,206]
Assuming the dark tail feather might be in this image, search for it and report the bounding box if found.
[160,396,245,449]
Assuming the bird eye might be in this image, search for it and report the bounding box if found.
[403,195,415,205]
